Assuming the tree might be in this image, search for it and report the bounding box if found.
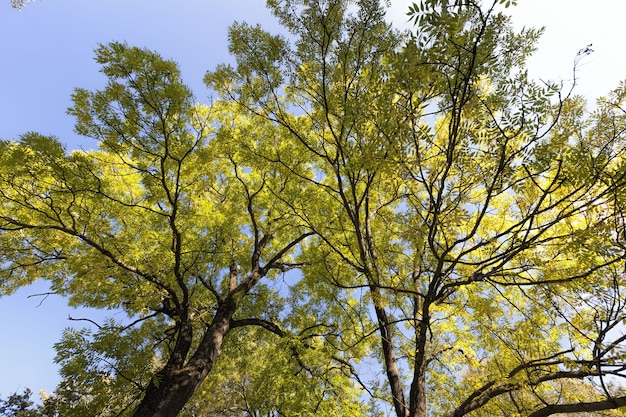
[0,42,364,417]
[4,1,626,416]
[0,389,39,417]
[206,0,626,416]
[0,382,86,417]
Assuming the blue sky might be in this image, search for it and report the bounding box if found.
[0,0,277,149]
[1,0,625,399]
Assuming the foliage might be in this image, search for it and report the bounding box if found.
[183,326,371,417]
[0,386,79,417]
[0,42,357,417]
[207,0,626,416]
[0,389,39,417]
[3,1,626,417]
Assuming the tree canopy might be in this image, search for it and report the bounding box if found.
[2,1,626,417]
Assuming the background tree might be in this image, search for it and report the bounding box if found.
[0,381,86,417]
[0,389,40,417]
[207,0,626,416]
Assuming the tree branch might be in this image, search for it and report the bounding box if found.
[527,396,626,417]
[229,317,285,337]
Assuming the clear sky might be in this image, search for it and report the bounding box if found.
[0,0,625,399]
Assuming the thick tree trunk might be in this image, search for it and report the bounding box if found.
[132,307,233,417]
[132,364,209,417]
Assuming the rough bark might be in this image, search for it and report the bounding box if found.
[527,396,626,417]
[132,306,234,417]
[408,308,429,417]
[373,301,409,417]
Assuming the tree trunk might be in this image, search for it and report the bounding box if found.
[408,344,428,417]
[408,299,430,417]
[132,307,233,417]
[373,302,409,417]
